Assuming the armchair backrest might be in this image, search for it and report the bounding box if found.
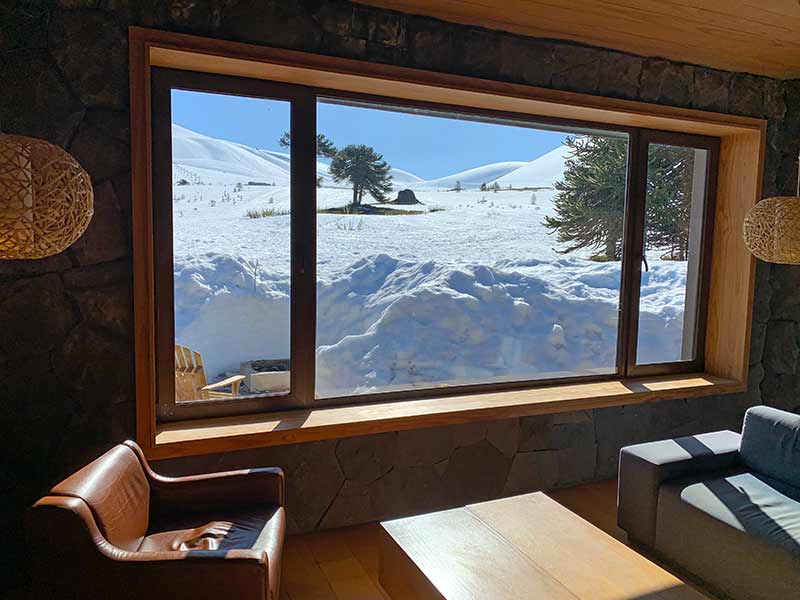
[49,443,151,551]
[741,405,800,489]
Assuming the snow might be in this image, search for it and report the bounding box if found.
[492,145,572,189]
[387,167,424,185]
[413,160,527,190]
[173,124,293,184]
[170,125,690,395]
[173,124,420,187]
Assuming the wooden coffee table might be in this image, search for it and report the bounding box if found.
[379,492,709,599]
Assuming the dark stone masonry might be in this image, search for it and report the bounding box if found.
[1,0,799,594]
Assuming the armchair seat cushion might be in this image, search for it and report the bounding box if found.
[141,506,285,554]
[655,472,800,600]
[142,506,285,600]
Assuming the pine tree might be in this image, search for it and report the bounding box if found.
[454,180,463,192]
[544,136,696,261]
[544,136,627,261]
[490,181,500,192]
[329,145,393,206]
[643,145,696,260]
[278,132,338,158]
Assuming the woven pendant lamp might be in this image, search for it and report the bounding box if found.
[0,133,93,259]
[743,154,800,264]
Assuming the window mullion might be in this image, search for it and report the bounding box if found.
[289,91,318,406]
[617,130,649,378]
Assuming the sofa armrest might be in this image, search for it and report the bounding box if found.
[617,429,741,547]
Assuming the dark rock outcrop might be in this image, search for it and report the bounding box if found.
[393,188,421,204]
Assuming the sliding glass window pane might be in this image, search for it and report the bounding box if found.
[636,143,708,364]
[171,89,291,402]
[315,98,628,398]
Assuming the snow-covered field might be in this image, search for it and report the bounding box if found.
[171,125,688,397]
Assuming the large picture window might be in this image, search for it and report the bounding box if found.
[150,68,718,421]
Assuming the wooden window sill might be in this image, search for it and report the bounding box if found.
[149,373,743,459]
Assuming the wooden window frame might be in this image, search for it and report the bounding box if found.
[620,130,720,379]
[151,68,317,422]
[130,27,765,459]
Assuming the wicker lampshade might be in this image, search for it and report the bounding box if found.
[0,133,93,259]
[743,196,800,264]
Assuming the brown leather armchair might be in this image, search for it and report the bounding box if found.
[27,440,285,600]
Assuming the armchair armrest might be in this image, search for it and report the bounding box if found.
[617,430,741,547]
[149,467,285,520]
[123,442,284,519]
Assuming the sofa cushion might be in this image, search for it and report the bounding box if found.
[656,471,800,600]
[741,405,800,488]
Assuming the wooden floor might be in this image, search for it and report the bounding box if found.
[279,479,654,600]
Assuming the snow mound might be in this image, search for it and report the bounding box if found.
[173,253,291,380]
[491,145,571,189]
[174,253,688,396]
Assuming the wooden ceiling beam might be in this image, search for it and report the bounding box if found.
[354,0,800,79]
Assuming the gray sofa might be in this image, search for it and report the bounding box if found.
[618,405,800,600]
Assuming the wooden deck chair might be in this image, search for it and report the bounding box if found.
[174,344,245,401]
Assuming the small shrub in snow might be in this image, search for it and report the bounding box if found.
[335,217,364,231]
[245,207,290,219]
[428,206,445,213]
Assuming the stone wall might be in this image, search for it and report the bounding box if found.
[156,395,758,534]
[2,0,799,593]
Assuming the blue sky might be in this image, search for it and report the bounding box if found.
[172,89,568,179]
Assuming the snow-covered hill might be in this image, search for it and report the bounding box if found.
[171,124,567,190]
[493,145,571,189]
[173,124,424,187]
[413,161,527,189]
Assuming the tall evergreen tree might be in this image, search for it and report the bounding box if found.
[278,132,338,158]
[643,145,696,260]
[329,145,393,206]
[544,136,628,261]
[544,136,696,261]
